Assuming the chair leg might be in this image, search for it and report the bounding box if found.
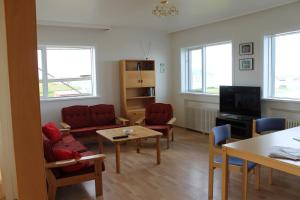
[208,167,214,200]
[95,160,103,197]
[242,160,248,200]
[171,129,174,142]
[48,184,57,200]
[254,165,260,190]
[167,133,170,149]
[268,168,273,185]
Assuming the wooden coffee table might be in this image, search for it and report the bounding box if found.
[96,126,162,173]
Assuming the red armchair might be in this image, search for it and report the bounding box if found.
[135,103,176,148]
[42,123,105,200]
[61,104,129,141]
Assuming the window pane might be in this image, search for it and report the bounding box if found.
[206,43,232,94]
[189,49,202,91]
[274,32,300,98]
[46,47,92,79]
[48,80,92,98]
[37,50,43,97]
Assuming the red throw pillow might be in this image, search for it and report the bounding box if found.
[53,148,88,173]
[42,122,62,143]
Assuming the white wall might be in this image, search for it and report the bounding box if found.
[38,26,171,124]
[170,1,300,127]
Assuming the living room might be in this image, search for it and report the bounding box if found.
[1,0,300,200]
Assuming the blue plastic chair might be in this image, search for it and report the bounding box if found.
[208,124,260,200]
[252,117,286,185]
[253,117,286,137]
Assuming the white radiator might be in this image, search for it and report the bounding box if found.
[185,107,219,133]
[286,119,300,128]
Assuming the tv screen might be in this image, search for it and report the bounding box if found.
[220,86,261,117]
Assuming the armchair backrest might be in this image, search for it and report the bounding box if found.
[253,117,286,135]
[62,105,90,129]
[89,104,116,126]
[145,103,173,125]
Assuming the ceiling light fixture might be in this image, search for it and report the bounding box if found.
[152,0,179,17]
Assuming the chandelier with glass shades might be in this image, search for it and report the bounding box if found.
[152,0,179,17]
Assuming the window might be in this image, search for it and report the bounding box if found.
[38,46,96,99]
[185,42,232,94]
[265,31,300,99]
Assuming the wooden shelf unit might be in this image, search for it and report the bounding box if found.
[119,60,156,124]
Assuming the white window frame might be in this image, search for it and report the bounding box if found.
[184,41,232,94]
[264,30,300,100]
[38,45,97,99]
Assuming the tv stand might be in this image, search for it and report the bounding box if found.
[216,115,256,139]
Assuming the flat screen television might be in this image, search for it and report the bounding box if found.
[220,86,261,117]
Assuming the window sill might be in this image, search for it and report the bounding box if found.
[40,95,100,102]
[262,97,300,104]
[179,92,219,97]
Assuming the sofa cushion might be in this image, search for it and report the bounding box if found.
[55,150,105,179]
[61,134,76,143]
[53,139,87,153]
[62,105,91,129]
[70,124,124,137]
[145,125,170,135]
[89,104,116,126]
[70,127,97,137]
[43,136,56,162]
[96,124,124,130]
[145,103,173,125]
[42,122,62,143]
[53,148,89,173]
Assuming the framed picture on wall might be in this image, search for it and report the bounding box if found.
[239,58,254,70]
[239,42,254,55]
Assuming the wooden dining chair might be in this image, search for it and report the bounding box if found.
[252,117,286,184]
[208,124,260,200]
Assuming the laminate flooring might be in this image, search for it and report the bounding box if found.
[57,127,300,200]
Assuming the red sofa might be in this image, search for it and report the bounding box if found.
[42,123,105,200]
[61,104,129,140]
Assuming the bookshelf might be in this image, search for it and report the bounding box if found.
[119,60,156,124]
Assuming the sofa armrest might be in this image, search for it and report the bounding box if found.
[116,117,129,126]
[135,117,145,125]
[167,117,176,125]
[45,154,106,169]
[59,128,70,135]
[61,122,71,129]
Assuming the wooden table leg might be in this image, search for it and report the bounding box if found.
[115,142,121,173]
[98,135,104,154]
[222,147,229,200]
[136,139,141,153]
[95,160,103,197]
[156,136,161,165]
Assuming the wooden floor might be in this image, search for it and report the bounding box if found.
[56,127,300,200]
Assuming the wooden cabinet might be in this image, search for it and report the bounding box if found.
[119,60,156,124]
[141,71,155,87]
[126,71,141,88]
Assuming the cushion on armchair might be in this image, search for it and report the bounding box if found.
[42,122,62,143]
[62,105,91,129]
[89,104,116,126]
[145,103,173,125]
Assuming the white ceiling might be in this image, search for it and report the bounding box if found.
[36,0,298,33]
